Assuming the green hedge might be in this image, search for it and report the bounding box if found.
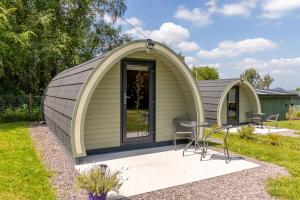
[0,104,42,123]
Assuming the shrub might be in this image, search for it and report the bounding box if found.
[266,134,280,146]
[238,125,255,139]
[296,112,300,119]
[76,164,122,196]
[286,105,297,124]
[210,123,219,129]
[0,104,41,123]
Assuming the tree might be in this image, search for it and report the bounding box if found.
[0,5,33,94]
[240,68,260,88]
[257,74,274,89]
[0,0,130,95]
[133,71,145,111]
[296,88,300,92]
[261,74,274,89]
[241,68,274,89]
[192,66,219,80]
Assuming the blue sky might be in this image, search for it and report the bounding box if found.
[119,0,300,89]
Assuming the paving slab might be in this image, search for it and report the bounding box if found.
[76,145,259,197]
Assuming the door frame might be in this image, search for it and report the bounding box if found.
[227,86,239,125]
[120,58,156,145]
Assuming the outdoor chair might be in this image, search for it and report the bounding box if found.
[172,116,193,150]
[200,125,232,163]
[246,112,264,128]
[266,114,279,128]
[246,112,260,124]
[180,121,209,156]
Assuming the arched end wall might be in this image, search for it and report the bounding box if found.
[218,81,261,125]
[71,41,204,157]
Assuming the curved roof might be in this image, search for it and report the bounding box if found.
[43,56,105,150]
[256,89,298,96]
[43,40,204,157]
[197,78,260,125]
[197,79,239,124]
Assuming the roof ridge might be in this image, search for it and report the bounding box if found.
[197,78,240,82]
[57,55,105,76]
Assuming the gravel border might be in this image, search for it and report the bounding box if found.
[129,157,288,200]
[29,123,86,200]
[29,123,289,200]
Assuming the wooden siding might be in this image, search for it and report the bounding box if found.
[259,97,290,120]
[128,51,196,142]
[220,97,227,124]
[239,85,259,123]
[220,84,259,124]
[84,62,121,150]
[84,51,197,150]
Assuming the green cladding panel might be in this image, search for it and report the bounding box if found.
[291,97,300,111]
[259,96,291,121]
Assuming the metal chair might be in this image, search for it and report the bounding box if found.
[246,112,264,128]
[246,112,260,125]
[266,114,279,128]
[200,125,232,163]
[172,116,193,150]
[180,121,208,156]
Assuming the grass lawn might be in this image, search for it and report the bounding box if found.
[0,123,55,200]
[213,121,300,200]
[127,109,148,132]
[266,120,300,133]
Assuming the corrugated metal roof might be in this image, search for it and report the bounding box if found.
[43,55,105,151]
[256,89,298,96]
[197,78,240,124]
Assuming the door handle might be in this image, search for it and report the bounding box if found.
[124,93,131,105]
[124,92,127,105]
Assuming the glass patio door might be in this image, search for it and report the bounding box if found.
[121,59,155,144]
[227,86,239,124]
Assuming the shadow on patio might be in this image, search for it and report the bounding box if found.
[76,145,259,198]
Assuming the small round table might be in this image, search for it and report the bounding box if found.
[180,121,209,156]
[251,112,266,128]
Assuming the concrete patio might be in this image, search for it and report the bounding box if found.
[76,145,259,198]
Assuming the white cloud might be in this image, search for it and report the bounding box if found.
[265,57,300,67]
[230,57,300,72]
[205,0,257,17]
[125,22,199,52]
[230,57,264,69]
[124,27,151,39]
[103,14,114,24]
[185,56,199,67]
[184,56,221,68]
[124,17,143,27]
[271,69,281,74]
[118,17,143,27]
[261,0,300,19]
[271,69,293,74]
[177,41,200,52]
[206,0,218,13]
[198,63,220,68]
[174,5,212,26]
[197,38,278,59]
[214,56,300,88]
[150,22,190,45]
[174,0,299,24]
[218,0,257,16]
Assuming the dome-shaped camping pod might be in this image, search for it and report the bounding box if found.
[43,40,204,158]
[197,79,261,126]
